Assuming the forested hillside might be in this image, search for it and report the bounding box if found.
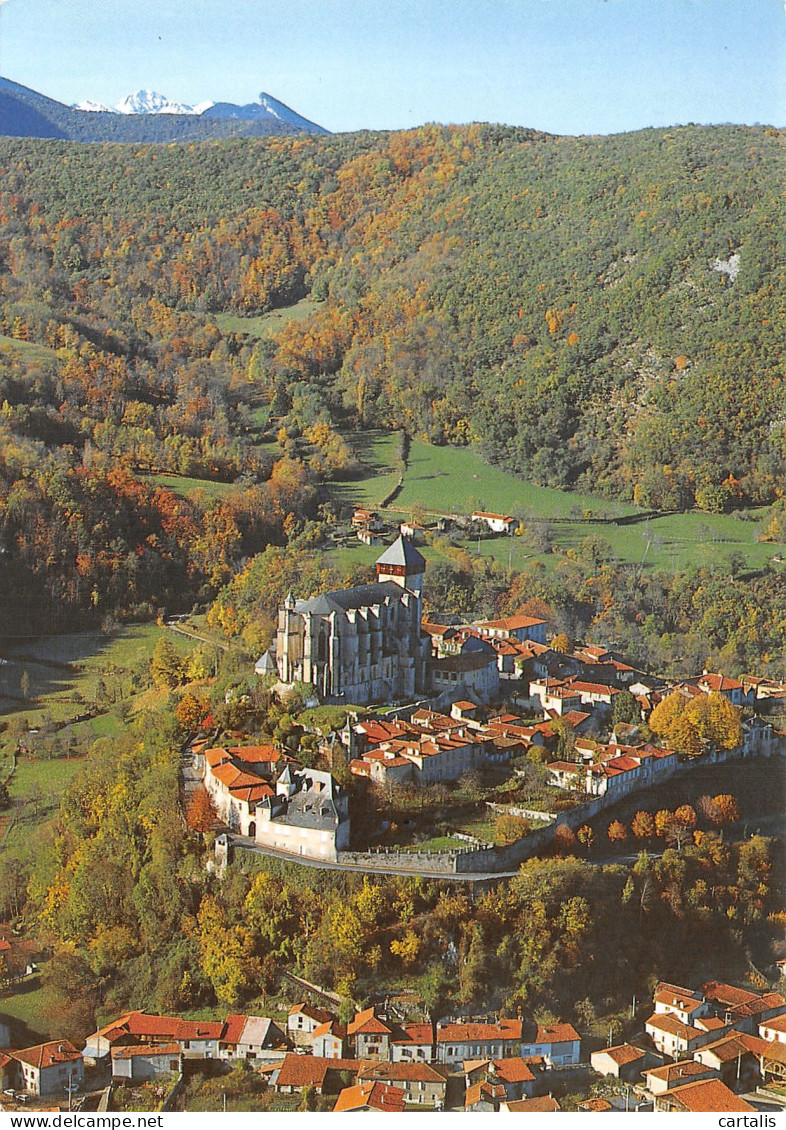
[0,123,783,633]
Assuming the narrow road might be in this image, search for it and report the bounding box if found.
[165,620,229,651]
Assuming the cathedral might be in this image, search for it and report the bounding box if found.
[275,536,430,705]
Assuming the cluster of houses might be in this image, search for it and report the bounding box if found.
[591,978,786,1113]
[9,974,784,1111]
[346,509,518,552]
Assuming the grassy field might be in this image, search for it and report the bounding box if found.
[326,432,786,575]
[0,623,193,721]
[0,969,62,1042]
[212,297,322,339]
[330,430,403,509]
[0,334,57,364]
[0,624,198,861]
[143,473,238,501]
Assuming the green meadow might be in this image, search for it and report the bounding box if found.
[0,334,57,364]
[327,432,785,575]
[143,472,238,501]
[212,296,322,339]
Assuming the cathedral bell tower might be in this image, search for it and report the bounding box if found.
[375,535,426,598]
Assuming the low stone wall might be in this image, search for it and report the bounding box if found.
[338,848,460,874]
[486,801,558,822]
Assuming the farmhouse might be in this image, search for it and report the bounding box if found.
[10,1041,84,1097]
[470,511,519,535]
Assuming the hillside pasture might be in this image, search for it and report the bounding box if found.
[143,473,238,502]
[328,433,786,575]
[212,296,322,339]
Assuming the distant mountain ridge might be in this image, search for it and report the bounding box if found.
[0,76,329,141]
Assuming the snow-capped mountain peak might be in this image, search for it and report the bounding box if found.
[72,99,113,113]
[112,90,214,116]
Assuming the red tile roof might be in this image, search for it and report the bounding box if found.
[311,1020,346,1041]
[646,1060,712,1085]
[221,1015,249,1046]
[111,1043,181,1060]
[665,1078,754,1112]
[506,1095,560,1111]
[476,614,546,631]
[536,1022,580,1045]
[12,1041,82,1070]
[465,1081,506,1106]
[360,1061,444,1084]
[592,1043,645,1067]
[334,1080,405,1112]
[646,1013,702,1043]
[276,1054,331,1089]
[392,1024,434,1046]
[490,1058,536,1083]
[436,1019,523,1043]
[348,1007,393,1037]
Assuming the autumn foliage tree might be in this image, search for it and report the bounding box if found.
[631,811,655,840]
[187,787,217,833]
[607,820,628,845]
[708,794,741,827]
[494,812,531,845]
[176,692,210,732]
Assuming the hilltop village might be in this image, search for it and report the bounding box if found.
[200,533,782,876]
[1,529,785,1115]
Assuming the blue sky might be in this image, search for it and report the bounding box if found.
[0,0,783,134]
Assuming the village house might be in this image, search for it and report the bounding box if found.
[759,1014,786,1044]
[699,981,786,1032]
[348,1008,395,1060]
[288,1003,335,1046]
[10,1041,84,1097]
[435,1019,524,1065]
[590,1043,651,1082]
[528,678,584,716]
[219,1014,287,1061]
[202,745,278,836]
[645,1013,716,1060]
[464,1057,537,1102]
[389,1023,436,1063]
[470,511,519,535]
[502,1095,561,1112]
[334,1080,406,1112]
[644,1059,718,1096]
[431,652,500,703]
[358,1060,447,1107]
[653,1077,755,1113]
[111,1045,182,1082]
[84,1010,286,1065]
[473,614,548,645]
[351,507,383,532]
[692,1033,761,1090]
[272,1054,364,1096]
[399,521,425,544]
[311,1020,347,1059]
[464,1080,507,1111]
[519,1022,581,1067]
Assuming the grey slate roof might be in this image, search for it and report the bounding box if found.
[295,581,406,616]
[375,535,426,572]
